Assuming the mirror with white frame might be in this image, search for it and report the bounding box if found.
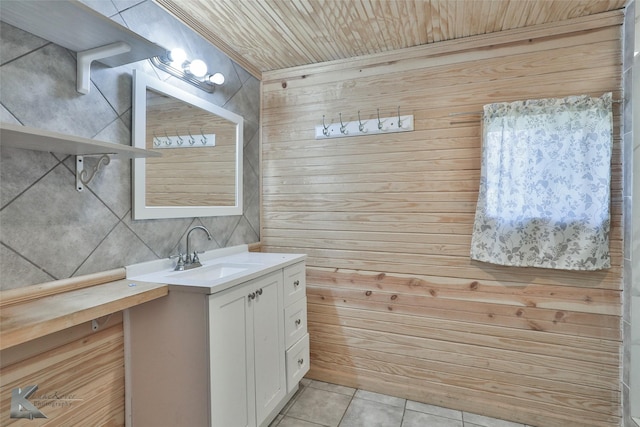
[132,70,243,219]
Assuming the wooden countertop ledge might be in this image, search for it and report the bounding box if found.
[0,268,168,350]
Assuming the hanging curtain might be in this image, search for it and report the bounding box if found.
[470,93,613,271]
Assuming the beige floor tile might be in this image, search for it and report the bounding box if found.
[462,412,525,427]
[353,389,406,408]
[286,387,352,427]
[339,398,404,427]
[269,414,284,427]
[405,400,462,420]
[278,416,327,427]
[402,410,463,427]
[308,380,356,397]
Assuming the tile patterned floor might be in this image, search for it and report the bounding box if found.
[269,379,533,427]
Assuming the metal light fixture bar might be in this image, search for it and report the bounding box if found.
[150,55,224,93]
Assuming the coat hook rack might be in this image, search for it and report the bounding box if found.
[151,130,216,149]
[322,115,330,136]
[339,113,348,135]
[358,111,366,133]
[316,108,414,139]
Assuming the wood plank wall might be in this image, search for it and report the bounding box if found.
[0,316,125,426]
[145,94,238,207]
[0,272,128,426]
[261,11,624,427]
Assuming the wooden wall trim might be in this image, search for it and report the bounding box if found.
[248,241,263,252]
[0,268,125,308]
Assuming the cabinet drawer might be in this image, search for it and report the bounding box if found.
[283,262,306,306]
[285,334,310,393]
[284,297,307,349]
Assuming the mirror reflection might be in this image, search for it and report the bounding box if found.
[132,70,243,219]
[145,90,237,207]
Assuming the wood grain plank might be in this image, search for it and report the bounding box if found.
[0,269,125,308]
[307,322,619,388]
[0,324,125,426]
[261,15,623,427]
[307,364,619,427]
[0,279,168,350]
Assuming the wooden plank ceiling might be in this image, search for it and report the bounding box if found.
[155,0,626,78]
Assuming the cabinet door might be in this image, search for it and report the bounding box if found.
[209,283,256,427]
[251,271,286,426]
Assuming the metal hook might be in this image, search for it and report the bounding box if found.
[322,115,330,136]
[176,130,184,145]
[358,110,366,133]
[164,131,172,146]
[152,132,161,147]
[377,109,383,130]
[339,113,348,135]
[200,128,207,145]
[188,129,196,145]
[397,106,403,128]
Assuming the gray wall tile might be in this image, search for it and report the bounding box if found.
[0,1,260,288]
[227,216,259,247]
[0,163,120,279]
[0,244,54,291]
[0,22,48,65]
[75,221,157,276]
[0,146,59,208]
[1,43,117,137]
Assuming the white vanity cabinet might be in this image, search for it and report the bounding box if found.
[125,253,307,427]
[282,262,310,393]
[209,270,285,427]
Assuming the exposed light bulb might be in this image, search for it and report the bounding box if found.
[186,59,208,78]
[168,48,187,66]
[206,72,225,85]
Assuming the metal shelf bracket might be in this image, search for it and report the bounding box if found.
[76,154,111,191]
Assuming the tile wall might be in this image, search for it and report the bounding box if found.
[626,1,640,425]
[0,0,260,290]
[632,1,640,421]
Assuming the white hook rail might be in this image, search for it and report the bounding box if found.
[152,133,216,149]
[315,113,413,139]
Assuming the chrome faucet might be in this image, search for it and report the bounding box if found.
[184,225,213,270]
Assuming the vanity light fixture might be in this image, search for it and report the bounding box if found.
[151,48,224,93]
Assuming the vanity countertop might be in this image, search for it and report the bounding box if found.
[126,246,306,294]
[0,276,167,350]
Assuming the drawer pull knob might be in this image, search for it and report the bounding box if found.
[294,280,300,287]
[295,319,301,326]
[256,288,263,296]
[298,358,304,365]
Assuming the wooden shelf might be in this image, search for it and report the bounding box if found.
[0,278,168,350]
[1,0,167,93]
[0,122,160,158]
[1,0,166,68]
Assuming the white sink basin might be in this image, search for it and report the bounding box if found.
[167,264,248,281]
[126,246,307,294]
[135,262,259,287]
